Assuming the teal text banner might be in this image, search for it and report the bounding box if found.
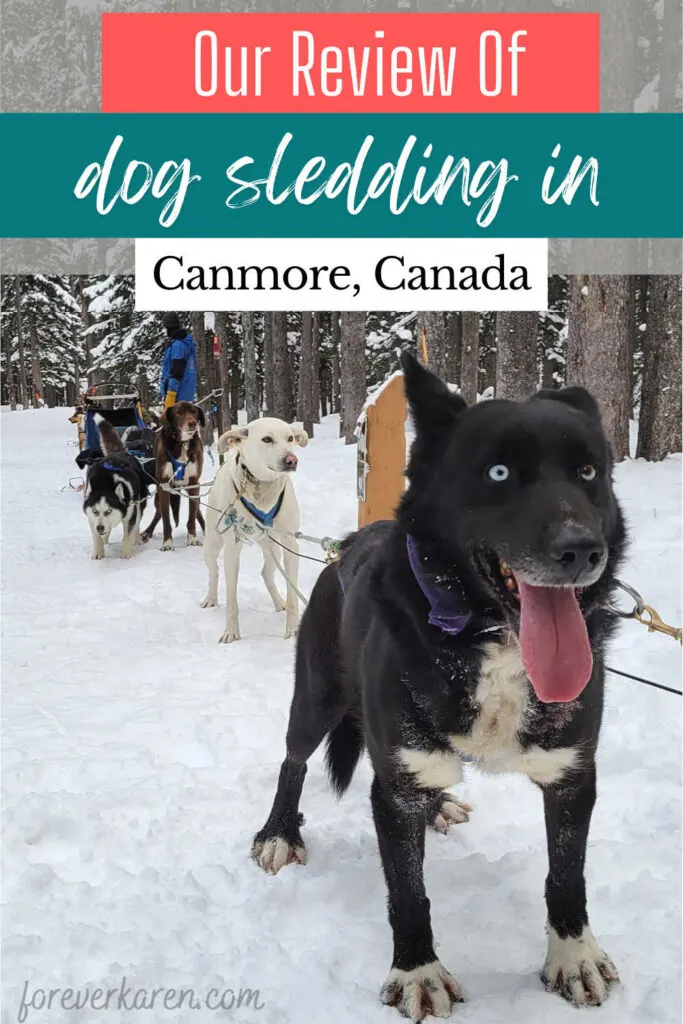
[0,113,680,238]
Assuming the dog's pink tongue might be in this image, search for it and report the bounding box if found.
[517,581,592,703]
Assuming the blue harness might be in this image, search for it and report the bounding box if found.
[240,491,284,528]
[170,455,187,482]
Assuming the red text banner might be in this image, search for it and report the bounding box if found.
[102,13,600,114]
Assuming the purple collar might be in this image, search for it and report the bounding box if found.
[406,535,471,636]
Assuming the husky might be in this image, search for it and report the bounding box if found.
[83,414,150,560]
[253,353,626,1019]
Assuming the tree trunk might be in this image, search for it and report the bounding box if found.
[312,312,321,423]
[230,338,241,420]
[418,312,448,381]
[72,318,81,399]
[242,312,260,423]
[4,313,16,409]
[271,312,294,420]
[190,313,207,399]
[495,312,539,399]
[445,313,462,385]
[262,312,275,417]
[339,311,366,444]
[28,310,44,404]
[214,312,232,429]
[637,275,682,460]
[331,312,341,414]
[297,312,316,436]
[632,275,649,416]
[73,276,93,385]
[460,312,480,406]
[567,275,631,461]
[541,353,556,390]
[14,277,28,408]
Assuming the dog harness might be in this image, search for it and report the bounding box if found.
[169,454,188,481]
[239,492,285,528]
[406,535,471,636]
[222,487,286,542]
[167,441,191,483]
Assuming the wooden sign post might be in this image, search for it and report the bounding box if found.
[357,372,408,528]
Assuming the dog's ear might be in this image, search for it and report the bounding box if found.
[163,404,178,433]
[194,405,206,428]
[217,427,248,454]
[290,425,308,448]
[115,483,126,504]
[531,385,602,422]
[400,351,466,441]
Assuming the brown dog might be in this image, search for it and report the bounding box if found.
[141,401,206,551]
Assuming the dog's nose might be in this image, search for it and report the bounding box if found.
[96,525,106,535]
[548,525,605,578]
[284,454,298,469]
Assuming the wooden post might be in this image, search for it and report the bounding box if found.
[357,373,407,528]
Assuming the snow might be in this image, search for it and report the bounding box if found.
[2,408,681,1024]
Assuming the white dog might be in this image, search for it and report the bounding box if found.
[202,417,308,643]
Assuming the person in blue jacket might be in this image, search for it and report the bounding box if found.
[160,312,198,409]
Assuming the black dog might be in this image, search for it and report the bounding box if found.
[253,353,626,1020]
[83,415,150,560]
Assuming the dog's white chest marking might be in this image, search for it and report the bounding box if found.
[399,641,579,789]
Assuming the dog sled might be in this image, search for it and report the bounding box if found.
[69,383,158,489]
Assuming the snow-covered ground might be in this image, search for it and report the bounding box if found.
[1,407,681,1024]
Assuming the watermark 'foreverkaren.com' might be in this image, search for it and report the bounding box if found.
[17,978,265,1021]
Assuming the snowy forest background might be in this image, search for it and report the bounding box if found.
[0,274,681,464]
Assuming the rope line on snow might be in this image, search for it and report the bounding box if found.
[605,666,682,697]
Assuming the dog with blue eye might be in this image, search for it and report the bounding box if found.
[253,354,626,1021]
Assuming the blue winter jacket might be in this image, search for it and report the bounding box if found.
[160,331,198,402]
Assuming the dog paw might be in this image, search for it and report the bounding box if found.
[380,961,463,1021]
[187,535,202,547]
[160,539,174,552]
[120,550,134,560]
[201,597,218,609]
[430,792,472,833]
[219,629,240,644]
[541,926,619,1007]
[252,836,307,875]
[284,624,299,640]
[91,551,105,560]
[140,532,152,544]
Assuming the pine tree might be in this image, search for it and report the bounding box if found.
[460,313,480,405]
[297,312,316,436]
[495,312,539,399]
[271,312,294,420]
[242,312,259,423]
[444,313,462,384]
[214,312,233,429]
[418,312,448,380]
[567,276,632,461]
[14,277,29,408]
[262,312,275,417]
[637,276,682,460]
[339,312,366,444]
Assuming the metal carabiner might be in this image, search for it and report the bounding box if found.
[613,578,646,619]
